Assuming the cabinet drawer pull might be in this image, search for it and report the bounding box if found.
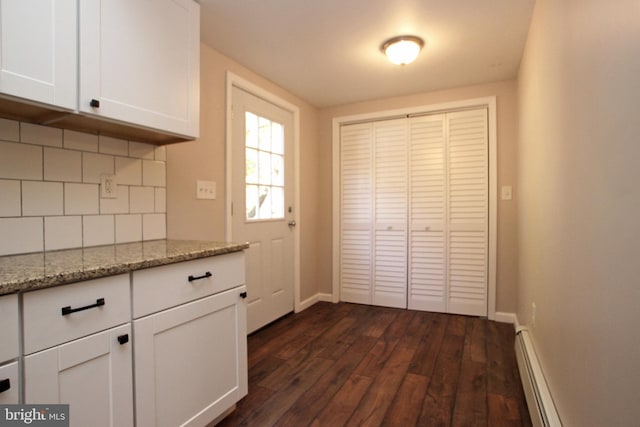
[61,298,105,316]
[90,98,100,108]
[117,334,129,345]
[240,291,247,299]
[188,272,212,282]
[0,378,10,393]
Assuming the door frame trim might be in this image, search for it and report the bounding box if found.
[225,71,302,313]
[332,97,498,320]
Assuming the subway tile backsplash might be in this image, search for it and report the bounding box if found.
[0,120,167,256]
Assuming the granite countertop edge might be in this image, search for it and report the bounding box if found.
[0,239,250,296]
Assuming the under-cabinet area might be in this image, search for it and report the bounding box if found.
[0,240,248,427]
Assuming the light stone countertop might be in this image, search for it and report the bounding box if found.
[0,239,249,296]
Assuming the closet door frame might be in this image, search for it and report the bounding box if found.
[332,97,498,320]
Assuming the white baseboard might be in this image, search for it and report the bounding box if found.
[296,293,334,312]
[494,311,517,325]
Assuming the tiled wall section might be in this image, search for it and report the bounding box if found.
[0,118,167,256]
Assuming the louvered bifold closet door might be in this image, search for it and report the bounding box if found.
[373,119,408,308]
[408,115,447,312]
[340,123,374,304]
[446,109,488,316]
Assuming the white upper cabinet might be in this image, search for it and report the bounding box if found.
[79,0,200,139]
[0,0,77,110]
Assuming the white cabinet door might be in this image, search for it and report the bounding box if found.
[0,0,76,109]
[0,362,19,404]
[0,294,19,363]
[24,324,134,427]
[134,286,248,427]
[79,0,200,138]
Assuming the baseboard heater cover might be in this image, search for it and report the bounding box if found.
[515,327,563,427]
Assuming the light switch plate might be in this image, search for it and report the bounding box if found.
[100,174,117,199]
[196,180,216,200]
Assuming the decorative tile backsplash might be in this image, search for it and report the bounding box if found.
[0,118,167,256]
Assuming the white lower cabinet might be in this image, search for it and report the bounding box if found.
[0,362,19,404]
[14,250,246,426]
[134,286,248,427]
[0,293,19,404]
[24,324,134,427]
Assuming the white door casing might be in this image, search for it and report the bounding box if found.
[227,76,298,333]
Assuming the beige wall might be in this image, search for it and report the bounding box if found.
[167,43,321,302]
[517,0,640,425]
[317,80,519,313]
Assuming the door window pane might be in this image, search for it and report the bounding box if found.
[245,112,285,221]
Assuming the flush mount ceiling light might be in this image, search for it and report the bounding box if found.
[381,35,424,65]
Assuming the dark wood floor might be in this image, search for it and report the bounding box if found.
[217,302,532,427]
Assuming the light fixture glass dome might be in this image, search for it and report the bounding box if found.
[381,35,424,65]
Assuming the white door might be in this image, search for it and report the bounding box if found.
[408,114,447,312]
[231,86,295,333]
[339,109,489,316]
[0,0,76,109]
[372,119,408,308]
[24,324,134,427]
[446,109,488,316]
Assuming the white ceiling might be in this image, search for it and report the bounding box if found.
[197,0,535,108]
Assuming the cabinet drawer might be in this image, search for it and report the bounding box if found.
[23,274,130,355]
[133,251,245,318]
[0,294,19,363]
[0,362,19,404]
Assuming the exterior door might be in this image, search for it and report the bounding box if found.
[231,86,295,333]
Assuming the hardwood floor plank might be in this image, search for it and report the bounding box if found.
[408,312,448,377]
[347,343,416,426]
[215,385,274,426]
[240,357,335,427]
[275,335,378,426]
[451,359,487,427]
[486,321,532,427]
[417,316,467,426]
[309,374,373,427]
[362,307,400,338]
[381,372,430,427]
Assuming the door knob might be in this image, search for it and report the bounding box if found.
[288,220,297,227]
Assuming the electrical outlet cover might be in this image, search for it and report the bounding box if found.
[100,174,117,199]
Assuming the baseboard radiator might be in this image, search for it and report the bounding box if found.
[514,327,563,427]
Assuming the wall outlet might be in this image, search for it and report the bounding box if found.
[196,180,216,200]
[100,174,117,199]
